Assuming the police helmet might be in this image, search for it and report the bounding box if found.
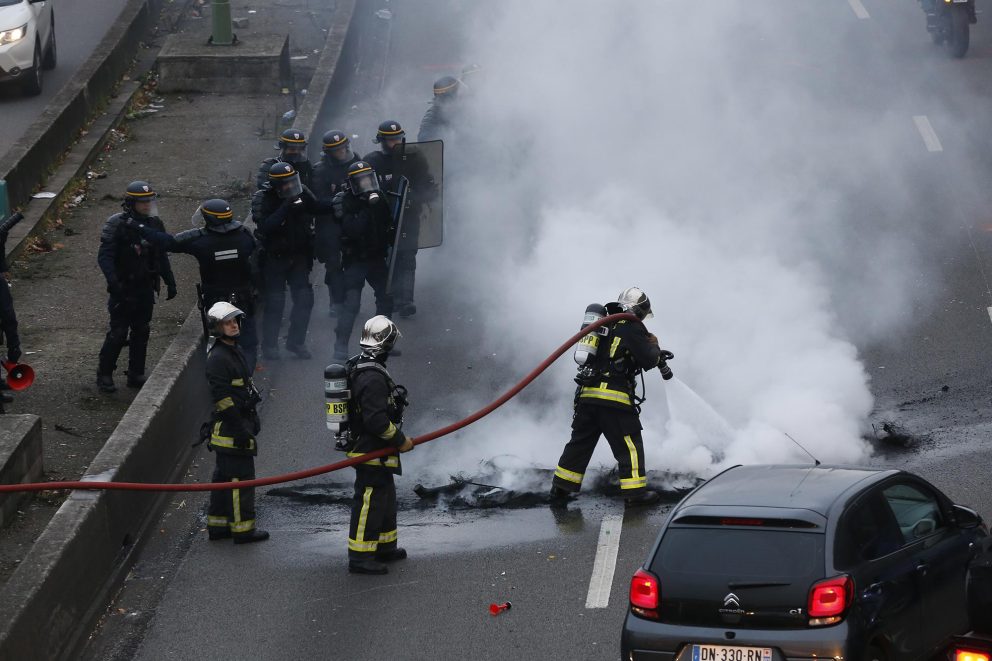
[374,120,406,144]
[321,129,351,159]
[207,301,245,337]
[346,161,380,197]
[359,315,401,356]
[123,180,158,218]
[268,161,303,199]
[277,128,308,163]
[200,198,241,233]
[433,76,460,98]
[617,287,653,320]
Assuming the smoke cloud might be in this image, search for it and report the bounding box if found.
[404,1,954,484]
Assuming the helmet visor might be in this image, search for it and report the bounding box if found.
[281,144,307,163]
[132,199,158,218]
[274,172,304,199]
[349,171,380,196]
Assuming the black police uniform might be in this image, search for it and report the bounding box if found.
[418,97,457,143]
[251,187,325,354]
[206,338,263,540]
[0,232,21,370]
[552,318,661,497]
[346,354,408,566]
[137,223,260,372]
[97,212,176,383]
[312,151,361,314]
[331,191,394,358]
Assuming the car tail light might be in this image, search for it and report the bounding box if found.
[956,651,991,661]
[630,569,660,619]
[807,575,852,625]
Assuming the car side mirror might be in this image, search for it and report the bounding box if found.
[953,504,982,529]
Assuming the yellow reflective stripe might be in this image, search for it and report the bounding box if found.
[207,515,229,526]
[578,387,632,406]
[348,487,378,553]
[216,397,235,412]
[209,422,256,452]
[231,378,244,386]
[624,435,640,480]
[346,452,399,468]
[380,422,397,441]
[231,519,255,533]
[349,166,372,175]
[203,208,234,219]
[554,466,584,484]
[232,479,241,526]
[378,529,398,543]
[621,477,648,490]
[609,336,622,358]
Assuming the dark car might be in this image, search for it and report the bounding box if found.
[621,465,992,661]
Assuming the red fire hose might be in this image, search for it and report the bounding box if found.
[0,313,638,493]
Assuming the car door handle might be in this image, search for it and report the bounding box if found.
[916,562,928,575]
[865,582,884,595]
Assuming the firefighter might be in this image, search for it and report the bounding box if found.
[312,130,361,317]
[331,161,395,361]
[204,301,268,544]
[346,315,414,574]
[129,198,260,372]
[550,287,666,507]
[255,128,313,191]
[96,181,177,393]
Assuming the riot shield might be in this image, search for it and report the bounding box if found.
[395,139,443,250]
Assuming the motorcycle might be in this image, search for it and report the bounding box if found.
[921,0,978,58]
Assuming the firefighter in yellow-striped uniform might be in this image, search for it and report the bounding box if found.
[551,288,666,508]
[346,315,414,574]
[204,302,269,544]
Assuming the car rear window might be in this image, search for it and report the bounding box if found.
[653,527,824,578]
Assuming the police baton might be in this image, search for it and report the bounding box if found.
[195,284,209,340]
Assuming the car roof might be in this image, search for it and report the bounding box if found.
[679,464,901,517]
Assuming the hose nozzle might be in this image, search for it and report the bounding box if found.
[489,601,511,616]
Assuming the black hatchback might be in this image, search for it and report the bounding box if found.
[621,465,992,661]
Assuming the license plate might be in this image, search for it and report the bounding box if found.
[691,645,773,661]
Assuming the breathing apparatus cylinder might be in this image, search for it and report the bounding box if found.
[573,303,607,366]
[324,364,350,435]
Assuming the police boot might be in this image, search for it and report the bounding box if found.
[624,490,662,508]
[126,372,147,389]
[349,558,388,575]
[398,303,417,319]
[233,529,270,544]
[96,373,117,393]
[261,345,281,361]
[0,392,13,405]
[286,343,312,359]
[375,547,407,563]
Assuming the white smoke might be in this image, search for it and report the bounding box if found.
[407,1,948,484]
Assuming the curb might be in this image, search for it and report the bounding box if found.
[0,2,358,658]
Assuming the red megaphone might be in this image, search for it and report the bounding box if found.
[2,361,34,391]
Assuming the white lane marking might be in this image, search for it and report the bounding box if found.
[585,514,624,609]
[986,306,992,325]
[913,115,944,152]
[848,0,871,19]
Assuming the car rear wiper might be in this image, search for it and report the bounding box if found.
[726,581,792,589]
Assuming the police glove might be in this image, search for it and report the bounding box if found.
[123,218,143,230]
[398,437,414,453]
[107,280,124,298]
[166,284,178,301]
[7,345,21,364]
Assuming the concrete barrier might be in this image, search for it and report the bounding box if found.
[0,415,42,529]
[0,1,358,658]
[0,0,166,211]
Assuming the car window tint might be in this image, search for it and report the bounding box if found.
[655,528,822,579]
[835,493,905,566]
[882,482,944,543]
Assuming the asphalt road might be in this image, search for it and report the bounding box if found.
[0,0,129,159]
[81,1,992,660]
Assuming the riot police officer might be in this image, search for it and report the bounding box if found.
[204,301,268,544]
[130,199,260,372]
[418,76,460,143]
[255,128,313,191]
[331,161,395,361]
[345,315,414,574]
[550,287,669,508]
[96,181,177,393]
[312,130,361,317]
[251,162,328,360]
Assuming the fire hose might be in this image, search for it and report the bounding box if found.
[0,313,640,493]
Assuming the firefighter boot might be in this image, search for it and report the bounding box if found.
[233,529,270,544]
[96,373,117,393]
[624,490,662,508]
[375,547,407,562]
[349,557,388,575]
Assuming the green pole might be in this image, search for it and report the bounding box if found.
[211,0,234,46]
[0,180,9,220]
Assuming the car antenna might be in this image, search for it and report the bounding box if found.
[783,432,820,466]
